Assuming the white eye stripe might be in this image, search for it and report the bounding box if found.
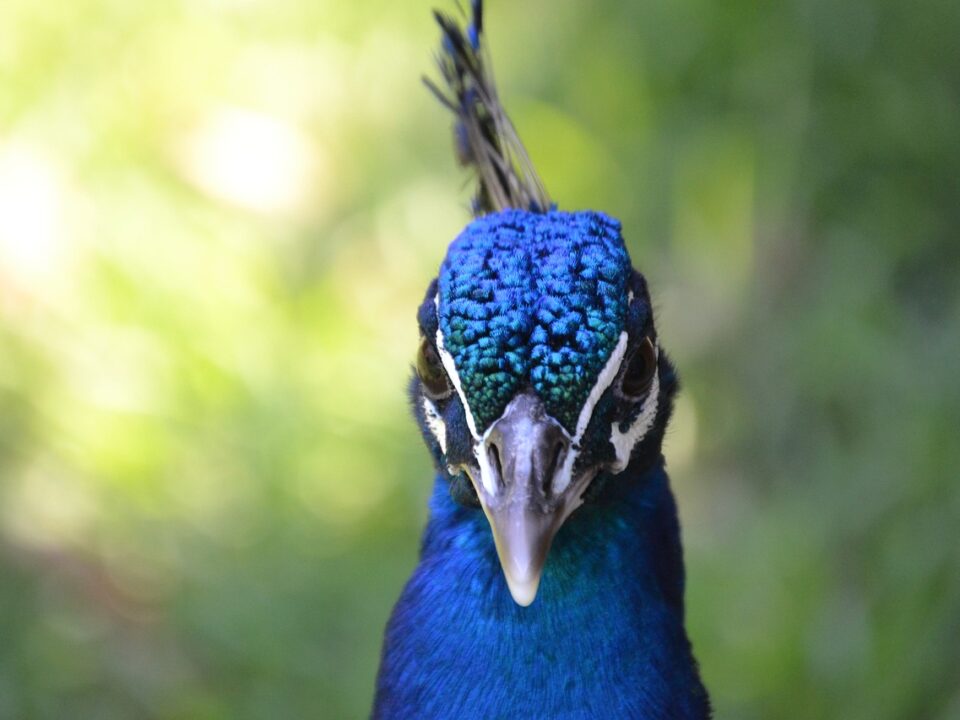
[422,397,448,455]
[434,328,482,443]
[546,331,628,494]
[433,294,483,442]
[571,332,629,444]
[609,370,660,473]
[435,328,500,496]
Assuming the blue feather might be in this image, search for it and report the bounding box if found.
[372,463,711,719]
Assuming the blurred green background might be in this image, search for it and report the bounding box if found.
[1,0,958,718]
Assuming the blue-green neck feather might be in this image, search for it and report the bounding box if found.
[372,462,711,719]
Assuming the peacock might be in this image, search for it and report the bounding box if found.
[372,2,711,717]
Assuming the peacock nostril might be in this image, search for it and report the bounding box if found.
[551,440,565,476]
[539,433,569,496]
[487,442,504,488]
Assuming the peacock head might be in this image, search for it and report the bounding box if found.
[412,208,678,606]
[411,0,677,606]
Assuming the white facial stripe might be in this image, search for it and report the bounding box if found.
[433,295,481,440]
[610,362,660,472]
[572,331,629,443]
[601,291,659,474]
[433,295,498,494]
[434,333,481,443]
[422,397,447,454]
[548,331,628,494]
[435,326,502,495]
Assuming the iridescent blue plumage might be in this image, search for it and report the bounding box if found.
[373,465,710,719]
[439,209,630,432]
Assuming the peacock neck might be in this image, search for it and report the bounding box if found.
[373,460,711,719]
[422,460,687,614]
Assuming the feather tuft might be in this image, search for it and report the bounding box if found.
[425,0,551,216]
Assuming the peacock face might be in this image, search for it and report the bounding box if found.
[412,209,676,605]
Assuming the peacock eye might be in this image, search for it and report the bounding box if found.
[417,335,453,400]
[618,336,657,401]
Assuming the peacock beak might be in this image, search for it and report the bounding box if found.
[468,393,590,606]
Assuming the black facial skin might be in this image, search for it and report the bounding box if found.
[410,270,679,508]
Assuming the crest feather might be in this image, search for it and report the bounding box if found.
[425,0,551,216]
